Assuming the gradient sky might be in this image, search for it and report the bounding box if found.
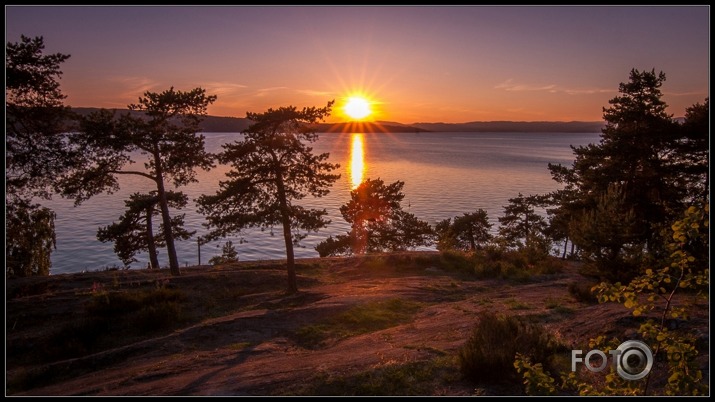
[5,5,710,123]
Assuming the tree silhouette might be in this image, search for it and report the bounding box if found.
[97,191,194,268]
[547,69,709,278]
[498,193,548,250]
[6,35,76,201]
[197,101,340,293]
[208,241,240,265]
[59,87,216,276]
[6,35,75,276]
[316,178,434,256]
[6,199,56,277]
[435,209,493,252]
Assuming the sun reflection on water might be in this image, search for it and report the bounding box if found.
[350,133,365,189]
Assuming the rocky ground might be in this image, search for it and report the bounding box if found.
[6,252,709,396]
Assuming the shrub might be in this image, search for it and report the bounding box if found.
[439,250,473,273]
[459,312,562,384]
[567,281,598,304]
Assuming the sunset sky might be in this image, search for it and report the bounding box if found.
[5,5,710,123]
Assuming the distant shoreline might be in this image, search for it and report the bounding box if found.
[70,107,605,133]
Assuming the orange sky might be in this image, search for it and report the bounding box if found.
[6,6,710,123]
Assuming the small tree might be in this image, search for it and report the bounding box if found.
[197,101,340,293]
[97,191,194,269]
[316,178,434,256]
[208,241,240,265]
[6,200,56,277]
[435,209,492,252]
[59,87,217,276]
[498,193,548,250]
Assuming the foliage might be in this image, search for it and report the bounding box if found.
[316,178,434,256]
[6,35,75,278]
[459,312,563,384]
[675,98,709,203]
[197,101,340,293]
[516,203,709,395]
[497,193,549,251]
[97,191,194,268]
[435,209,492,251]
[513,353,558,395]
[547,69,709,280]
[569,183,643,282]
[209,240,240,265]
[438,246,564,281]
[567,281,599,304]
[60,87,217,276]
[540,190,580,259]
[590,203,708,395]
[314,234,352,258]
[6,35,77,201]
[6,199,57,277]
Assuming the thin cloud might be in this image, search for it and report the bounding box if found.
[496,79,612,95]
[562,88,614,95]
[112,76,160,99]
[254,86,289,97]
[664,90,709,97]
[201,81,248,96]
[495,79,556,92]
[296,89,334,97]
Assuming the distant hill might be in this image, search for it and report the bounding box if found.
[71,108,253,133]
[71,108,604,133]
[411,121,605,133]
[313,121,430,133]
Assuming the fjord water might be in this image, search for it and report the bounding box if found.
[43,131,601,274]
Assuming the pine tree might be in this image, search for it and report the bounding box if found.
[316,178,434,256]
[197,102,340,293]
[546,69,708,279]
[59,87,217,276]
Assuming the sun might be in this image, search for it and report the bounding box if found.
[343,96,372,121]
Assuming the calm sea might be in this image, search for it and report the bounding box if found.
[41,131,601,274]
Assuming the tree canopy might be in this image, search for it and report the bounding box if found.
[6,35,76,202]
[316,178,434,257]
[498,193,548,251]
[97,191,194,268]
[435,209,493,252]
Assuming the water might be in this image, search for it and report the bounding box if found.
[41,131,601,274]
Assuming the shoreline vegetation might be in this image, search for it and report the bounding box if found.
[70,107,606,133]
